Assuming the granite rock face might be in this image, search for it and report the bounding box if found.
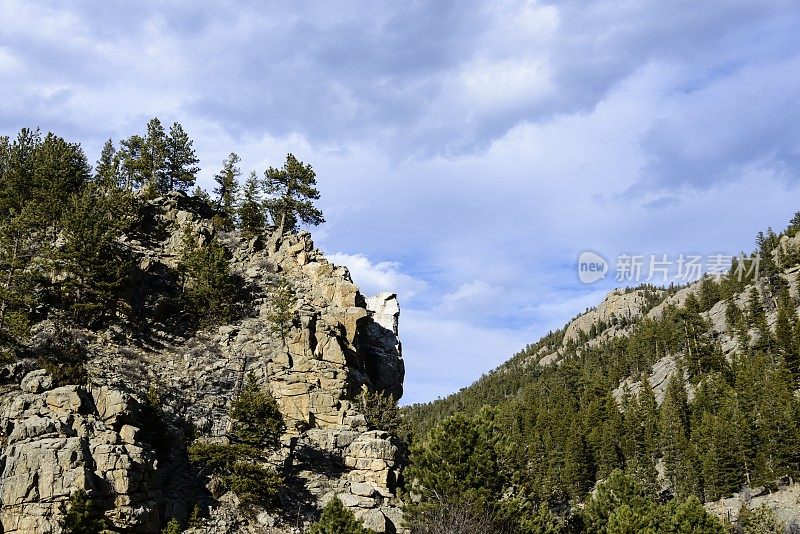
[0,375,158,533]
[0,192,407,533]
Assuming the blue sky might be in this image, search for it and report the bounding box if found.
[2,1,800,404]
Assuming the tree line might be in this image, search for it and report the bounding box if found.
[0,120,324,352]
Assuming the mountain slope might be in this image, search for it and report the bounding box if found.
[403,217,800,530]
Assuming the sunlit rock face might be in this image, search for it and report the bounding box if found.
[0,192,406,533]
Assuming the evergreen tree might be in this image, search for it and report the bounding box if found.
[775,301,798,376]
[212,152,241,230]
[95,139,121,187]
[0,212,37,343]
[145,117,168,192]
[177,229,236,325]
[357,387,401,433]
[164,122,199,192]
[58,184,133,325]
[188,505,203,528]
[263,153,324,234]
[308,497,371,534]
[229,373,285,450]
[405,412,502,519]
[161,518,181,534]
[659,370,694,498]
[740,504,783,534]
[118,134,148,191]
[265,277,296,345]
[662,495,726,533]
[60,490,107,534]
[605,504,654,534]
[238,171,265,238]
[582,470,655,534]
[188,373,284,510]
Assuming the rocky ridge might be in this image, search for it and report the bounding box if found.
[0,192,407,533]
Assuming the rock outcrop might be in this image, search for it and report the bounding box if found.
[0,192,407,533]
[0,377,159,532]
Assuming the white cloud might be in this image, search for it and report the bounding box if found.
[2,0,800,404]
[326,252,429,303]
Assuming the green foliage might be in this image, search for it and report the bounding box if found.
[161,517,182,534]
[265,277,296,343]
[60,490,107,534]
[263,153,324,234]
[188,374,285,510]
[188,504,203,528]
[116,118,198,193]
[238,171,265,238]
[213,153,241,230]
[357,387,401,433]
[582,470,656,533]
[95,138,121,187]
[36,327,90,386]
[230,373,285,449]
[178,228,236,325]
[0,212,36,343]
[739,504,783,534]
[228,461,282,508]
[405,411,502,524]
[58,183,134,325]
[582,471,725,534]
[164,122,200,192]
[308,497,372,534]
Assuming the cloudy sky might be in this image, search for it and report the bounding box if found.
[2,1,800,404]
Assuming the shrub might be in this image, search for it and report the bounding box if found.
[357,387,401,433]
[161,517,182,534]
[60,490,106,534]
[308,497,372,534]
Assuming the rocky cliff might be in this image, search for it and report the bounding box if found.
[0,192,406,533]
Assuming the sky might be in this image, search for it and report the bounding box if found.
[2,1,800,404]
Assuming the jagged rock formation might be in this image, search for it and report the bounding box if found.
[0,192,407,533]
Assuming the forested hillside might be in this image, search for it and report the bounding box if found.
[402,217,800,532]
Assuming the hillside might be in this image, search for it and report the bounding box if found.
[403,217,800,532]
[0,127,407,533]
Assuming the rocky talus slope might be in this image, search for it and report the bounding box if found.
[0,192,406,533]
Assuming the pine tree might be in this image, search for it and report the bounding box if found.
[161,518,181,534]
[747,288,772,353]
[118,134,148,191]
[775,301,798,376]
[145,117,168,192]
[177,229,236,325]
[308,497,371,534]
[58,184,133,325]
[164,122,199,192]
[663,495,726,534]
[60,490,107,534]
[188,505,203,528]
[582,470,655,533]
[95,139,121,187]
[740,504,783,534]
[263,153,324,234]
[659,370,693,498]
[213,153,241,230]
[229,373,285,450]
[0,213,36,343]
[405,412,502,518]
[238,171,265,238]
[265,277,296,345]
